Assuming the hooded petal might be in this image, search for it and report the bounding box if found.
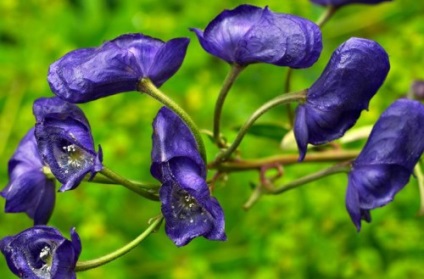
[346,99,424,230]
[311,0,392,6]
[191,4,322,67]
[1,129,56,225]
[33,97,102,191]
[48,33,189,103]
[294,37,390,160]
[151,106,205,181]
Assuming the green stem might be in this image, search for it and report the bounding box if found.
[210,150,359,172]
[271,163,351,195]
[100,167,159,201]
[283,68,294,127]
[316,6,339,28]
[213,90,307,163]
[414,163,424,216]
[75,217,163,272]
[138,78,207,162]
[213,64,245,146]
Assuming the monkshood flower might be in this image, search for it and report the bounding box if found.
[310,0,392,6]
[48,33,189,103]
[346,99,424,230]
[0,226,81,278]
[191,4,322,68]
[33,97,103,192]
[1,128,55,225]
[294,37,390,160]
[151,107,226,246]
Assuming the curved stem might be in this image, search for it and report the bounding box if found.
[75,216,163,272]
[209,150,359,172]
[283,68,295,127]
[90,173,160,190]
[213,64,245,146]
[270,162,351,195]
[138,78,207,162]
[316,6,339,28]
[213,90,307,163]
[100,167,159,201]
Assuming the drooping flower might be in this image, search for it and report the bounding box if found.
[33,97,103,192]
[346,99,424,231]
[48,33,190,103]
[294,37,390,160]
[310,0,392,7]
[151,107,226,246]
[1,128,55,225]
[191,4,322,68]
[0,226,81,278]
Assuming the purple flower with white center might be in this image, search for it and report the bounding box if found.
[0,226,81,278]
[310,0,392,6]
[346,99,424,231]
[1,128,55,225]
[48,33,189,103]
[33,97,103,192]
[191,4,322,68]
[294,37,390,160]
[151,107,226,246]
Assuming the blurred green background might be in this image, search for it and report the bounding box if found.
[1,0,424,278]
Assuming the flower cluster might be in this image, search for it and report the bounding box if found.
[2,1,422,278]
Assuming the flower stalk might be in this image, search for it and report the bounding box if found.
[213,90,307,163]
[75,216,163,272]
[213,64,245,147]
[100,167,159,201]
[138,78,207,162]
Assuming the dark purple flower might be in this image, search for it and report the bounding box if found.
[191,4,322,68]
[48,33,189,103]
[1,128,55,225]
[411,80,424,100]
[346,99,424,231]
[310,0,392,6]
[151,107,226,246]
[33,97,103,192]
[294,37,390,160]
[0,226,81,278]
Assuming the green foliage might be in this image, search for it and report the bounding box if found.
[1,0,424,278]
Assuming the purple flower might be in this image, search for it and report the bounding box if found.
[346,99,424,231]
[191,4,322,68]
[0,226,81,278]
[294,37,390,160]
[1,128,55,225]
[48,33,189,103]
[33,97,103,192]
[310,0,392,6]
[411,80,424,100]
[151,107,226,246]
